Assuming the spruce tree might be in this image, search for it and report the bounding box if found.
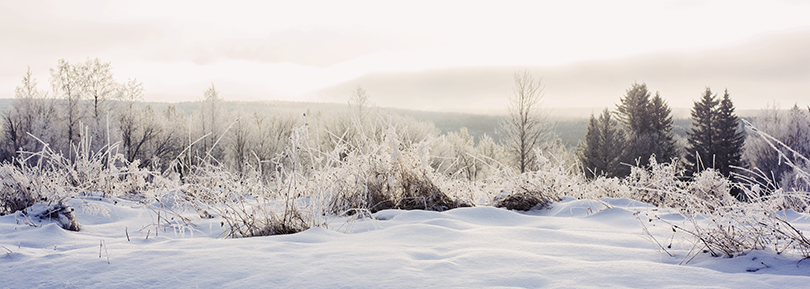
[648,92,677,160]
[580,113,603,178]
[615,83,652,135]
[685,87,719,176]
[685,88,744,178]
[579,108,624,178]
[713,89,745,177]
[615,83,677,175]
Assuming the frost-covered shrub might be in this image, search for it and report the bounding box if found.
[491,149,579,211]
[742,105,810,190]
[323,124,471,214]
[0,164,40,215]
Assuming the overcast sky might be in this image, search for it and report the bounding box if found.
[2,0,809,113]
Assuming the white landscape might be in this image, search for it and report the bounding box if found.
[3,1,810,288]
[3,195,810,288]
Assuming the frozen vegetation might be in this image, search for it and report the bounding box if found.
[1,110,810,287]
[2,62,810,287]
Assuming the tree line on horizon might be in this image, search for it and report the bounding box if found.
[2,59,809,193]
[577,83,810,193]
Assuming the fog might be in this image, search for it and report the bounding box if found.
[310,30,810,115]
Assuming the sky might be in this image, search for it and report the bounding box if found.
[1,0,809,114]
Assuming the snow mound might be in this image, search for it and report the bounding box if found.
[1,198,809,288]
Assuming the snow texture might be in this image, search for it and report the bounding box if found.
[2,197,809,288]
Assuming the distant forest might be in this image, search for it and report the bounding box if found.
[0,98,696,148]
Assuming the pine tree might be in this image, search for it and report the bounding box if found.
[579,113,603,178]
[578,108,625,178]
[648,92,677,160]
[615,83,651,135]
[685,87,719,176]
[685,88,744,178]
[713,89,744,178]
[615,83,677,175]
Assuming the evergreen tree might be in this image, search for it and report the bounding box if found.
[578,108,625,178]
[615,83,651,135]
[684,87,719,176]
[685,88,744,178]
[615,83,677,175]
[713,89,745,178]
[648,92,677,159]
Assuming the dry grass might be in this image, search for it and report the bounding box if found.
[323,123,473,215]
[493,191,553,211]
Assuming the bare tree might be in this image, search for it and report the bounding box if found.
[2,67,57,161]
[118,79,161,163]
[349,85,370,119]
[197,84,224,163]
[227,109,252,176]
[502,70,547,173]
[83,58,119,150]
[50,59,86,148]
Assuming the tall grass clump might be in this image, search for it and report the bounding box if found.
[321,119,472,215]
[177,118,327,237]
[1,130,167,231]
[492,150,579,210]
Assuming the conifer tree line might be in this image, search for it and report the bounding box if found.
[577,82,810,192]
[578,83,678,179]
[683,88,745,178]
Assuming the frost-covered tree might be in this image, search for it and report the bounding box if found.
[196,84,225,163]
[150,105,188,172]
[226,109,254,176]
[502,70,547,173]
[251,111,297,175]
[50,59,86,149]
[2,67,59,162]
[743,104,810,190]
[349,85,371,120]
[474,133,506,179]
[446,127,479,180]
[82,58,120,151]
[118,79,152,163]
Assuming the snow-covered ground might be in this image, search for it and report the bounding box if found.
[2,197,809,288]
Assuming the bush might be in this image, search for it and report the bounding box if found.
[324,124,472,214]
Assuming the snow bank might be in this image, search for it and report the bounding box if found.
[2,197,809,288]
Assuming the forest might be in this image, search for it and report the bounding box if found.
[2,58,810,261]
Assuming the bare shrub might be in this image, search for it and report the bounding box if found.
[494,191,553,211]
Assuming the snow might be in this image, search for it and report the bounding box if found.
[2,197,810,288]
